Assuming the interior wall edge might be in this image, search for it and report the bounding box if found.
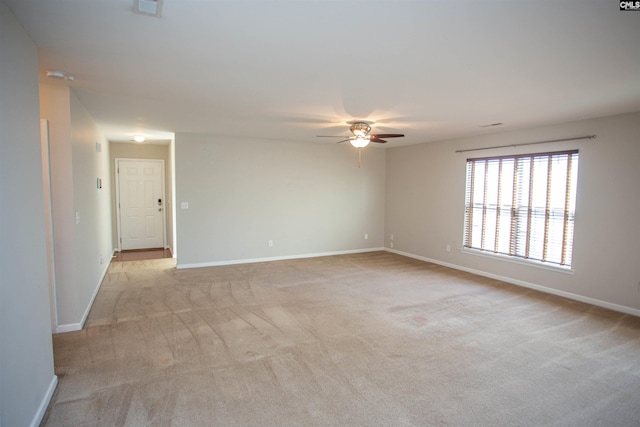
[28,375,57,427]
[54,257,110,334]
[0,3,57,425]
[78,260,110,330]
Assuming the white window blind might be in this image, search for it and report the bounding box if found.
[463,150,579,267]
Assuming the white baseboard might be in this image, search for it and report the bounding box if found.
[176,247,385,270]
[385,248,640,318]
[55,323,82,333]
[55,257,111,333]
[29,375,57,427]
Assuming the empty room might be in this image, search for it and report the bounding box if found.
[1,1,640,426]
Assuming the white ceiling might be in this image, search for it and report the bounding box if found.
[6,0,640,146]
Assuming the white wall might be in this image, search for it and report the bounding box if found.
[69,91,113,324]
[40,85,113,331]
[175,133,386,267]
[386,112,640,314]
[0,2,57,426]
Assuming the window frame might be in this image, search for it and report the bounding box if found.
[462,149,579,271]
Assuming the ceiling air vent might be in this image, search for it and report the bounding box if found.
[134,0,163,17]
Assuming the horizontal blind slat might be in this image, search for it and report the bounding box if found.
[464,150,578,268]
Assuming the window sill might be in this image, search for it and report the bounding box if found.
[460,247,575,275]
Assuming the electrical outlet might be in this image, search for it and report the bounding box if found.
[364,234,368,240]
[180,202,189,209]
[268,240,273,247]
[390,242,394,249]
[446,244,451,252]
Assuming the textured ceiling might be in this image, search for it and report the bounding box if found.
[6,0,640,146]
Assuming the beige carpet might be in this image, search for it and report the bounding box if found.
[42,252,640,426]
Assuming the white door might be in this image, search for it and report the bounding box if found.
[117,159,165,250]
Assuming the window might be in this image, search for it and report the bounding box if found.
[463,150,579,268]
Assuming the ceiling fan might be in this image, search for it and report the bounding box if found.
[317,122,405,167]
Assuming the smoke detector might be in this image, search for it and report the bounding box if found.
[134,0,163,17]
[45,70,74,81]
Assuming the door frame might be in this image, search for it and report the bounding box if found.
[41,119,58,332]
[115,158,167,252]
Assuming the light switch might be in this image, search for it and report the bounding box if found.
[75,211,80,224]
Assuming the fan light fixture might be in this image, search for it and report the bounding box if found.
[316,121,405,168]
[350,137,370,148]
[133,135,146,143]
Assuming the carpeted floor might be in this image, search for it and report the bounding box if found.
[42,252,640,426]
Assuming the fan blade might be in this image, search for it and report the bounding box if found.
[317,135,350,138]
[336,139,351,144]
[370,138,387,143]
[370,133,404,138]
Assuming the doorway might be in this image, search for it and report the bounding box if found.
[115,159,166,251]
[112,248,172,262]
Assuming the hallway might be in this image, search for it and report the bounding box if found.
[111,249,173,262]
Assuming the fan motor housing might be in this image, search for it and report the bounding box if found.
[350,122,371,137]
